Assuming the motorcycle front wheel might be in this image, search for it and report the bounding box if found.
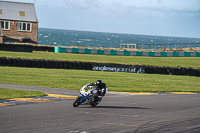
[73,96,82,107]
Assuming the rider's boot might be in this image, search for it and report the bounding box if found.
[97,96,102,103]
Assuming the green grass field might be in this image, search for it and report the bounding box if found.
[0,88,47,100]
[0,51,199,95]
[0,66,199,92]
[0,51,199,68]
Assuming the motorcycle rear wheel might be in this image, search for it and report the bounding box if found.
[73,96,82,107]
[91,97,102,107]
[91,102,97,107]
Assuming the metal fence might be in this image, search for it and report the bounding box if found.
[120,43,200,50]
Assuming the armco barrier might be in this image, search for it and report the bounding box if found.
[0,57,199,77]
[1,44,199,57]
[54,47,200,57]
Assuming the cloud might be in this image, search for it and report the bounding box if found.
[33,0,200,22]
[5,0,199,37]
[100,0,200,10]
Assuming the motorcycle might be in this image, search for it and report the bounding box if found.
[73,83,101,107]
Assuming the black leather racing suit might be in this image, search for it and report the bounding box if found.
[94,83,106,103]
[96,83,107,96]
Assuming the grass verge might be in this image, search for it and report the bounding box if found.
[0,88,47,100]
[0,66,199,92]
[0,51,199,68]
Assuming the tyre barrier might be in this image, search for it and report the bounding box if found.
[0,44,33,52]
[32,45,54,52]
[0,43,54,52]
[0,57,199,77]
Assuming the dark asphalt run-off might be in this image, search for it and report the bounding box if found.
[0,83,200,133]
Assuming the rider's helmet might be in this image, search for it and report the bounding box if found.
[95,80,103,87]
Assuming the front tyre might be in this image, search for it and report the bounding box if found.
[73,96,82,107]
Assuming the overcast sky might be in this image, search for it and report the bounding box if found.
[3,0,200,38]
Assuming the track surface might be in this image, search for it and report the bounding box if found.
[1,84,200,133]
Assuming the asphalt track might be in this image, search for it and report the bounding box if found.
[0,84,200,133]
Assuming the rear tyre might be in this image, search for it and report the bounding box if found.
[91,97,102,107]
[73,96,82,107]
[91,102,97,107]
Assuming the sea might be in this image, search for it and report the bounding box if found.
[37,28,200,49]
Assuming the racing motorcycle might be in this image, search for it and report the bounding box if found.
[73,83,101,107]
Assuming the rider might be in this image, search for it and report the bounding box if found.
[94,80,107,103]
